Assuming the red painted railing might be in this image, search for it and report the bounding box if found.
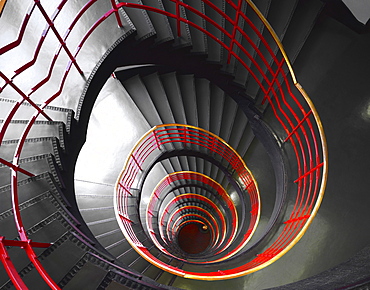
[147,172,238,262]
[0,0,327,285]
[115,0,327,280]
[115,124,260,274]
[0,1,126,288]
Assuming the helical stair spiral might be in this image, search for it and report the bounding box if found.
[1,0,369,289]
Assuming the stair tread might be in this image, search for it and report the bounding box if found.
[0,153,64,188]
[160,72,187,125]
[122,74,164,127]
[141,0,174,45]
[0,120,67,151]
[177,74,198,128]
[119,0,156,41]
[0,98,75,134]
[0,137,65,170]
[161,0,192,48]
[0,172,69,214]
[183,0,208,54]
[141,73,175,125]
[63,261,108,290]
[3,233,104,289]
[204,0,226,63]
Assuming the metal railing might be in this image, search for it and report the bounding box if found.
[147,171,238,262]
[115,124,260,276]
[0,0,327,285]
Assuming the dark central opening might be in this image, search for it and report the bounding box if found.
[177,223,211,254]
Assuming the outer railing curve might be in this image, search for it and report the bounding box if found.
[0,0,327,286]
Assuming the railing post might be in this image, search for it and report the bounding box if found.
[153,130,161,150]
[110,0,124,28]
[175,0,181,37]
[227,0,243,64]
[131,154,143,171]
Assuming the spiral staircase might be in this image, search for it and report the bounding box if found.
[1,0,370,289]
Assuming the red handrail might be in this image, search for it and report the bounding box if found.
[115,124,260,275]
[0,0,327,284]
[148,173,236,260]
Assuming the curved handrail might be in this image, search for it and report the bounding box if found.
[147,172,238,262]
[115,124,260,278]
[0,0,125,288]
[0,0,327,285]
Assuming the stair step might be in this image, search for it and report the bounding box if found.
[267,0,299,41]
[179,154,197,176]
[0,247,34,288]
[195,78,210,132]
[183,0,208,54]
[0,120,68,151]
[95,228,125,249]
[160,72,187,125]
[0,191,76,240]
[177,155,190,173]
[79,206,115,226]
[119,0,156,41]
[249,0,324,100]
[63,261,108,290]
[0,98,75,134]
[237,124,255,159]
[161,0,192,48]
[204,0,225,63]
[209,84,225,136]
[282,0,324,63]
[102,268,165,290]
[246,0,297,98]
[115,247,141,266]
[0,233,110,289]
[139,73,182,172]
[87,218,121,238]
[218,95,238,144]
[233,0,271,88]
[141,73,175,125]
[0,153,64,188]
[141,0,174,45]
[0,212,94,285]
[0,173,69,215]
[0,137,65,171]
[61,252,147,289]
[235,0,297,87]
[177,74,198,128]
[222,0,250,73]
[122,74,164,127]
